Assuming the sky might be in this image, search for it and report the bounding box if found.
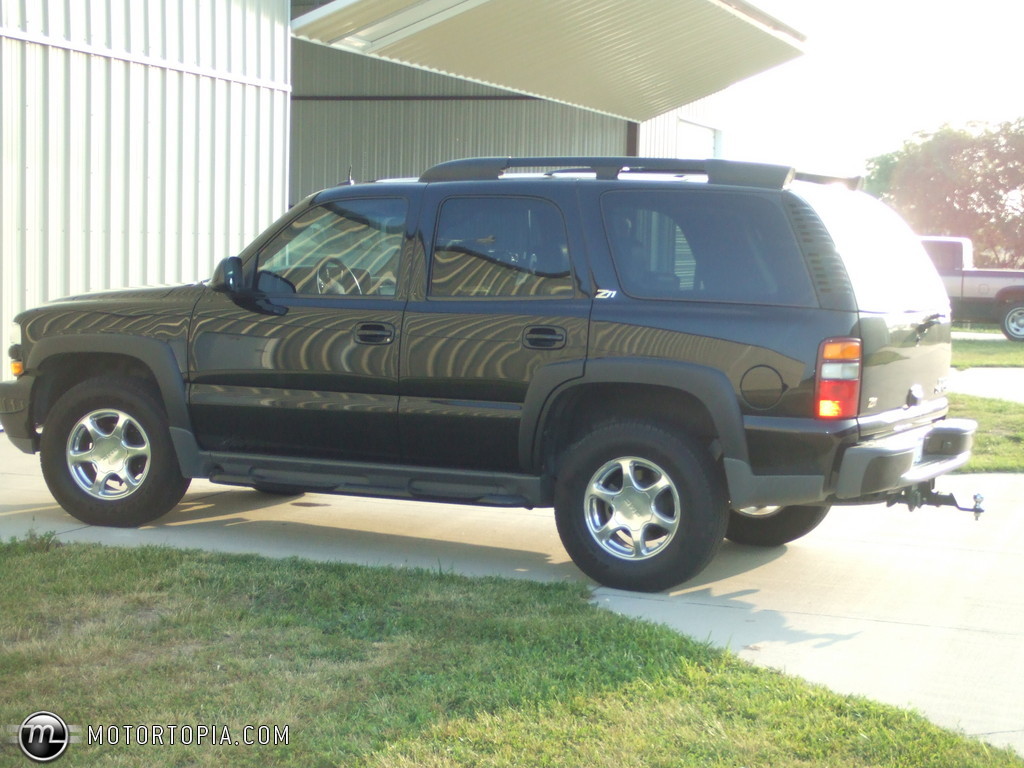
[702,1,1024,175]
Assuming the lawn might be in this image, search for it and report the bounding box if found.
[948,335,1024,471]
[2,537,1020,768]
[951,337,1024,369]
[948,393,1024,472]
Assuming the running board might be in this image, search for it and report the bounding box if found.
[202,451,548,509]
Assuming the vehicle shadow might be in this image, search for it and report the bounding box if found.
[593,540,861,652]
[154,486,814,590]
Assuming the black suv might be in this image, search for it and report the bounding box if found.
[2,157,977,591]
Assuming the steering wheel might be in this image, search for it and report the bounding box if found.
[315,257,363,295]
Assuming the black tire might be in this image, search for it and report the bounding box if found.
[40,377,191,527]
[725,505,831,547]
[554,422,727,592]
[1000,303,1024,341]
[253,483,306,497]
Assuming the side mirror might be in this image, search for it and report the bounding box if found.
[211,256,244,293]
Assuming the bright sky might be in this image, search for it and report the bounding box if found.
[705,0,1024,174]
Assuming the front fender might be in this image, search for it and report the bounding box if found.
[25,333,193,437]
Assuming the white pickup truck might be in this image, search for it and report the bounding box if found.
[920,236,1024,341]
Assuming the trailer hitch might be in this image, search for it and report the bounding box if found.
[888,482,985,520]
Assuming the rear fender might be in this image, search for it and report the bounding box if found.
[522,358,749,470]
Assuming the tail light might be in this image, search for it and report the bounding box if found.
[815,338,861,419]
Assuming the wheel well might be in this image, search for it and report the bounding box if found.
[995,287,1024,305]
[31,353,161,427]
[538,383,720,472]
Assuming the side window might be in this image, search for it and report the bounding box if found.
[601,189,817,307]
[430,197,573,298]
[256,198,407,297]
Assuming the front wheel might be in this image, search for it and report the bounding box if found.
[725,505,831,547]
[40,378,191,527]
[1001,303,1024,341]
[554,422,727,592]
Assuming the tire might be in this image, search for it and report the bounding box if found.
[725,505,831,547]
[554,422,727,592]
[1000,303,1024,341]
[40,377,191,527]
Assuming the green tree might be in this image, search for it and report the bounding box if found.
[866,120,1024,268]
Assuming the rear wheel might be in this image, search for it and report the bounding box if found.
[725,505,831,547]
[1000,303,1024,341]
[554,422,727,592]
[40,377,191,526]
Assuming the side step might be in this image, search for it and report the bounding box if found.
[203,451,549,509]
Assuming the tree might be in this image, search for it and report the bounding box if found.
[865,120,1024,268]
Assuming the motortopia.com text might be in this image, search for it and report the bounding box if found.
[87,723,289,747]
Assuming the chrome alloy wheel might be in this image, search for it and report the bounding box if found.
[65,409,152,500]
[583,456,681,561]
[735,505,781,518]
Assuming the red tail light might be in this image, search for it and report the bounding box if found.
[815,338,861,419]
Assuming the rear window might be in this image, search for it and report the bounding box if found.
[793,185,950,313]
[601,189,816,307]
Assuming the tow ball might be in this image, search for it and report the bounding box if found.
[888,483,985,520]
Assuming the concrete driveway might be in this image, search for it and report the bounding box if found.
[1,440,1022,756]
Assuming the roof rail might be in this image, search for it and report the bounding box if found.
[418,157,861,191]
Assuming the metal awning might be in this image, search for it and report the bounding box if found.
[291,0,804,122]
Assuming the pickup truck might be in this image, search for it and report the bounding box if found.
[920,236,1024,341]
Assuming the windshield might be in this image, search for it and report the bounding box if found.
[793,184,950,314]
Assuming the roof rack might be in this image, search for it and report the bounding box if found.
[418,157,862,190]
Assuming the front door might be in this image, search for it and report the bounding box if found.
[189,196,409,462]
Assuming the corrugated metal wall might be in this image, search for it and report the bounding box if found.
[638,98,724,159]
[0,0,292,378]
[289,39,629,201]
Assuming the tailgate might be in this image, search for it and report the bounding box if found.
[857,310,952,439]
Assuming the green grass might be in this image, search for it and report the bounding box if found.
[2,541,1020,767]
[948,335,1024,471]
[952,322,1001,334]
[951,337,1024,369]
[948,393,1024,472]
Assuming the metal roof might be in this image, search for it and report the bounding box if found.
[291,0,805,122]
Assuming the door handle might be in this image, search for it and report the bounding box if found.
[355,322,395,345]
[522,325,566,350]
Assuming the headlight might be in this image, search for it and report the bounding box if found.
[8,322,24,376]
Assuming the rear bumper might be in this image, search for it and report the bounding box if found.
[0,375,38,453]
[834,418,976,500]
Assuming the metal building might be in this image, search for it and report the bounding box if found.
[1,0,803,380]
[289,0,803,197]
[289,38,630,201]
[1,0,292,371]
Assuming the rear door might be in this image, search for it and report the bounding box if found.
[400,183,590,471]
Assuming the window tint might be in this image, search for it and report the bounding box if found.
[794,185,949,313]
[601,189,816,307]
[430,197,573,298]
[257,198,406,297]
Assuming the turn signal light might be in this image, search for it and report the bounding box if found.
[10,360,24,377]
[816,337,861,420]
